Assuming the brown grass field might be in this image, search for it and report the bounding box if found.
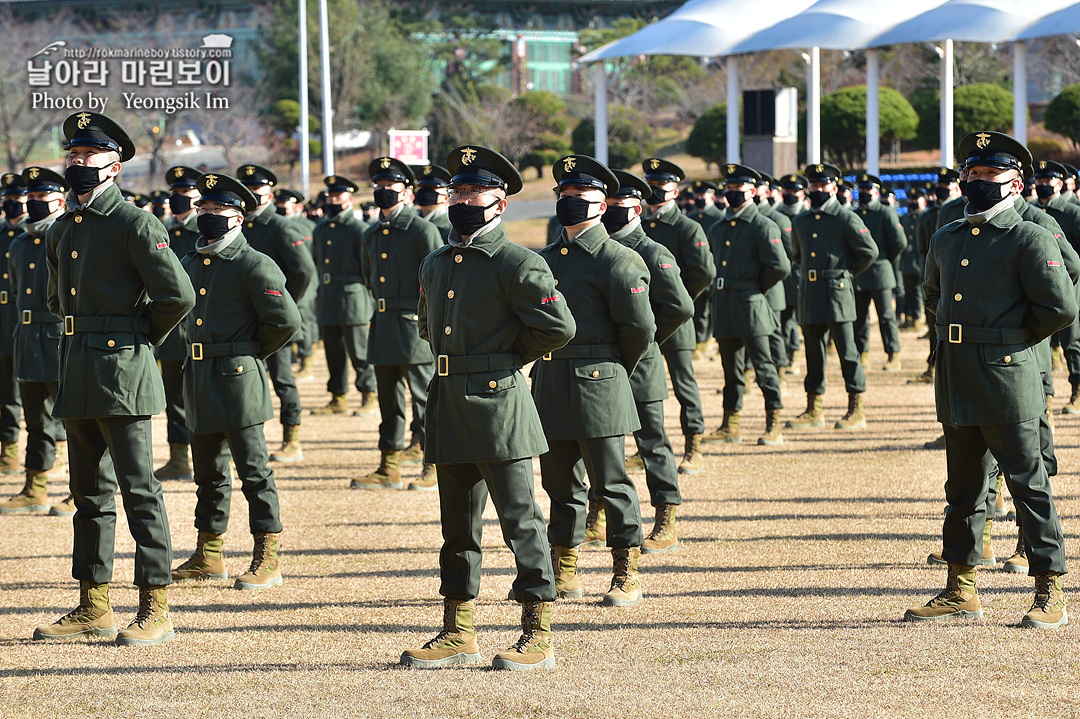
[2,320,1080,719]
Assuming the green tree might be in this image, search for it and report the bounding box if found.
[909,87,939,151]
[819,85,918,168]
[1045,83,1080,152]
[572,105,656,170]
[686,102,734,169]
[953,83,1016,141]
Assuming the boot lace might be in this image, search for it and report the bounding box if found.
[585,501,601,529]
[611,550,632,590]
[1030,574,1054,612]
[507,603,540,652]
[247,536,270,574]
[646,506,673,541]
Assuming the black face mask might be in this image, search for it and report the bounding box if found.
[169,193,192,216]
[907,202,920,212]
[693,197,706,209]
[601,205,634,233]
[934,186,951,201]
[65,164,109,195]
[958,180,968,196]
[808,191,831,208]
[415,188,440,206]
[767,196,777,206]
[152,204,166,218]
[323,202,345,218]
[2,200,23,220]
[197,212,234,239]
[1036,184,1057,200]
[555,196,601,227]
[26,199,54,222]
[646,187,668,206]
[448,198,500,237]
[275,205,288,216]
[965,179,1011,213]
[714,199,727,210]
[837,194,849,206]
[751,194,762,205]
[782,193,801,206]
[857,191,875,206]
[373,187,400,209]
[723,190,747,209]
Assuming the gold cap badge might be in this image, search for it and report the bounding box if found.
[563,157,576,172]
[28,168,40,180]
[380,158,391,169]
[461,148,477,165]
[174,168,184,178]
[975,133,991,149]
[204,174,218,189]
[244,166,255,176]
[649,159,660,170]
[76,112,92,129]
[726,164,735,175]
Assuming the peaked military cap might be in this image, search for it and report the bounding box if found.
[132,193,150,207]
[934,167,960,184]
[21,166,67,193]
[317,191,329,204]
[856,173,881,188]
[446,145,523,196]
[1034,160,1067,180]
[721,163,761,185]
[369,157,415,187]
[691,179,719,194]
[323,174,359,193]
[1062,162,1078,180]
[642,157,684,183]
[275,188,305,204]
[755,172,774,187]
[120,188,136,202]
[552,154,618,195]
[149,190,170,202]
[197,173,258,214]
[1,172,27,195]
[780,173,809,190]
[413,164,452,187]
[958,131,1031,175]
[166,165,200,190]
[803,163,842,183]
[62,112,136,162]
[907,186,926,199]
[609,170,651,200]
[236,164,277,187]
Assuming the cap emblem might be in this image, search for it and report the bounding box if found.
[816,164,824,173]
[328,176,336,185]
[174,168,184,178]
[1039,161,1047,170]
[461,148,477,166]
[244,166,255,176]
[726,164,735,175]
[423,166,432,176]
[28,168,39,180]
[650,159,660,170]
[76,112,91,129]
[204,174,218,189]
[563,157,576,172]
[976,133,991,150]
[379,158,391,169]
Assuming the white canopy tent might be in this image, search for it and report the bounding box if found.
[577,0,816,166]
[1014,1,1080,39]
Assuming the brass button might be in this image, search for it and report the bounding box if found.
[199,288,206,296]
[815,214,821,220]
[444,326,451,335]
[203,258,211,265]
[961,259,969,267]
[237,365,244,373]
[382,228,390,235]
[28,263,35,270]
[329,223,336,229]
[812,233,818,238]
[196,318,203,326]
[649,221,656,228]
[810,252,816,258]
[488,380,497,389]
[554,279,559,286]
[560,247,568,255]
[324,258,330,264]
[954,293,962,301]
[454,254,462,264]
[74,215,82,224]
[839,282,845,288]
[1004,355,1012,363]
[725,241,730,246]
[721,261,727,267]
[246,222,254,228]
[971,227,980,236]
[379,276,386,283]
[107,339,115,348]
[729,221,736,227]
[175,230,181,237]
[33,238,41,245]
[326,240,332,246]
[592,370,600,378]
[71,250,78,259]
[381,252,387,259]
[447,290,455,299]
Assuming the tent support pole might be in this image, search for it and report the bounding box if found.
[866,48,879,175]
[1013,40,1027,145]
[727,55,740,163]
[593,63,608,165]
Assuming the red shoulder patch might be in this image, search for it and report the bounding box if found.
[291,240,304,247]
[630,286,646,294]
[858,228,869,233]
[156,242,169,249]
[540,295,560,304]
[659,263,673,269]
[769,238,781,244]
[1048,260,1061,267]
[695,241,707,247]
[265,289,283,296]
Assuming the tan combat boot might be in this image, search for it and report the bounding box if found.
[702,411,741,444]
[33,581,117,640]
[923,434,946,449]
[641,504,678,554]
[400,434,424,464]
[786,393,824,429]
[758,408,783,446]
[400,598,481,668]
[904,563,982,621]
[858,351,869,368]
[882,352,902,371]
[624,451,644,470]
[1003,528,1028,574]
[677,434,704,475]
[582,500,606,548]
[115,586,175,646]
[551,545,583,598]
[908,362,934,384]
[408,463,438,491]
[172,531,228,582]
[270,424,303,463]
[235,532,283,590]
[0,469,49,514]
[154,443,192,481]
[981,516,996,565]
[54,439,66,469]
[311,394,348,416]
[352,391,378,417]
[691,342,706,360]
[1064,382,1080,415]
[1021,573,1068,629]
[602,547,643,607]
[1047,394,1056,433]
[49,494,76,517]
[1052,345,1065,372]
[350,449,402,490]
[835,393,866,430]
[492,601,555,671]
[294,354,313,379]
[0,440,20,475]
[786,349,801,376]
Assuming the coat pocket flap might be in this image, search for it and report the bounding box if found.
[465,369,517,395]
[216,355,257,376]
[573,360,617,380]
[86,332,136,351]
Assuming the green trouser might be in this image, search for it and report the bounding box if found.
[632,400,681,507]
[437,458,555,603]
[659,348,704,435]
[19,380,65,471]
[542,436,643,549]
[160,357,190,445]
[801,322,866,395]
[942,419,1066,575]
[265,346,301,427]
[191,423,282,536]
[0,353,21,443]
[321,323,376,396]
[68,416,172,588]
[718,335,783,412]
[374,362,432,451]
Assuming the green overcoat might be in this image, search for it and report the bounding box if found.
[853,200,906,290]
[312,207,373,326]
[157,210,200,362]
[242,201,317,309]
[10,222,61,382]
[899,209,924,276]
[0,219,27,356]
[757,202,793,310]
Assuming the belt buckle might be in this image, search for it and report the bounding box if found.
[0,290,7,304]
[808,269,817,282]
[716,277,725,291]
[377,298,386,313]
[322,273,331,285]
[21,309,31,325]
[542,352,552,361]
[437,354,448,377]
[948,324,962,344]
[191,342,204,361]
[63,315,74,335]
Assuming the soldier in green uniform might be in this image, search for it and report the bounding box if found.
[236,164,317,463]
[906,131,1075,629]
[704,164,791,446]
[352,158,441,491]
[0,168,69,515]
[151,166,202,482]
[0,173,27,475]
[605,170,693,553]
[400,146,575,671]
[545,214,562,247]
[275,187,319,379]
[1061,163,1080,205]
[687,179,722,359]
[937,166,968,231]
[149,190,170,223]
[34,112,196,646]
[852,174,907,371]
[785,163,877,431]
[754,173,795,380]
[777,174,808,374]
[309,175,378,419]
[170,173,301,592]
[898,186,927,330]
[532,155,654,610]
[412,164,453,243]
[639,158,715,474]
